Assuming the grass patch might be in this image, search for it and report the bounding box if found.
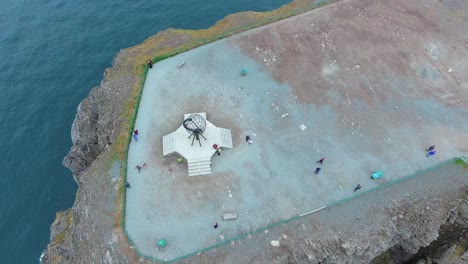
[454,158,468,169]
[114,179,125,228]
[53,230,66,245]
[52,210,73,245]
[453,235,468,256]
[370,250,395,264]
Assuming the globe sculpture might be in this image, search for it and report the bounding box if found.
[182,114,207,146]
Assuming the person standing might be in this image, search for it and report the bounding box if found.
[354,184,362,192]
[213,222,218,229]
[317,157,325,164]
[147,60,153,69]
[426,145,435,152]
[133,129,139,135]
[217,148,222,156]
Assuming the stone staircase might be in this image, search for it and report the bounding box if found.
[162,133,175,156]
[219,128,233,148]
[187,157,212,176]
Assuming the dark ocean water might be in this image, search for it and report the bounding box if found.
[0,0,290,263]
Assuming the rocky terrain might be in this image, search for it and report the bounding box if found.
[42,0,468,263]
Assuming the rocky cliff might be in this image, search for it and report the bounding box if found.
[42,0,468,263]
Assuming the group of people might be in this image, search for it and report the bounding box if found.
[314,157,364,193]
[126,128,146,189]
[426,145,436,157]
[213,144,222,156]
[314,158,325,174]
[135,163,147,173]
[213,135,253,157]
[313,145,437,193]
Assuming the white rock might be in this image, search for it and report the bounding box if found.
[271,240,280,247]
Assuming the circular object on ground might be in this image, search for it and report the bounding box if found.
[183,114,207,135]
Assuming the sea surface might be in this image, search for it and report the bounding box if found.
[0,0,290,263]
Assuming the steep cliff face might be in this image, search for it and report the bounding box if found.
[62,86,100,179]
[42,50,139,263]
[62,71,134,183]
[371,189,468,264]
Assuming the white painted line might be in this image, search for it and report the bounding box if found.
[299,206,326,217]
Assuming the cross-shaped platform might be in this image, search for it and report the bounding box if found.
[162,112,233,176]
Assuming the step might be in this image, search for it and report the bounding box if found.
[188,168,212,176]
[219,128,233,148]
[162,133,175,155]
[189,171,212,176]
[187,157,212,176]
[188,164,211,172]
[188,160,211,167]
[188,158,212,163]
[188,167,212,176]
[188,163,211,171]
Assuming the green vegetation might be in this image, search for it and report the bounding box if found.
[454,158,468,169]
[52,210,73,245]
[369,250,395,264]
[453,235,468,256]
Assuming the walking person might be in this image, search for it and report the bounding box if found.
[354,184,362,192]
[213,222,218,229]
[133,129,139,135]
[147,60,153,69]
[125,182,131,188]
[317,157,325,164]
[426,145,435,152]
[217,148,222,156]
[314,167,321,174]
[426,150,436,157]
[246,135,252,144]
[132,131,138,142]
[135,165,142,173]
